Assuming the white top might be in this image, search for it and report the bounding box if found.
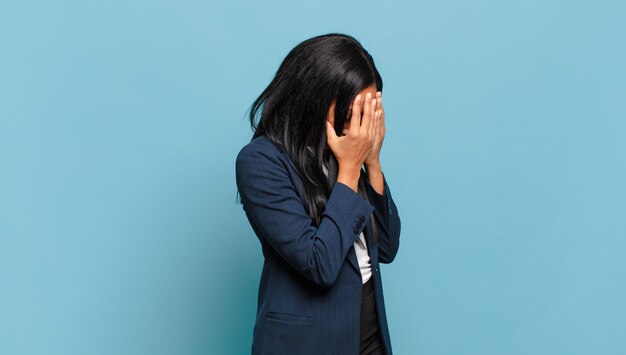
[321,159,372,284]
[353,231,373,284]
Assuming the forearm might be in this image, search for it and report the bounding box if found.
[362,163,401,263]
[364,161,384,196]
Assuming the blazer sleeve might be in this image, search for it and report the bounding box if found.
[236,144,375,287]
[362,168,401,263]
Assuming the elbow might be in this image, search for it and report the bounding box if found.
[309,263,341,288]
[302,269,338,288]
[303,252,342,288]
[315,275,338,288]
[379,243,399,264]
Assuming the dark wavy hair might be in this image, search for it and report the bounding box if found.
[238,33,383,245]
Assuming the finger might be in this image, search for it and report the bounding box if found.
[349,94,362,135]
[372,97,379,138]
[368,95,377,137]
[375,92,384,125]
[374,111,380,141]
[326,120,338,142]
[361,92,372,133]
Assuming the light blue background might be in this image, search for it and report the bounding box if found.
[1,1,625,354]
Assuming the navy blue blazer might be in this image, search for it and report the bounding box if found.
[236,135,401,355]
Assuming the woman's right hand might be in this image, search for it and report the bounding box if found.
[325,92,379,192]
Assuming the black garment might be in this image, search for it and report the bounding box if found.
[360,276,385,355]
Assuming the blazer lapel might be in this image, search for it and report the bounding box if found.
[347,245,360,275]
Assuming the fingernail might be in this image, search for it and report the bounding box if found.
[356,94,361,101]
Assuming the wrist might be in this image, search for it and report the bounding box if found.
[364,160,385,196]
[337,168,360,193]
[365,160,381,172]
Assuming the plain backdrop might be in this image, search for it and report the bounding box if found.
[1,1,625,354]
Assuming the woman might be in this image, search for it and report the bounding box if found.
[235,33,401,355]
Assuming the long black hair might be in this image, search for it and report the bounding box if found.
[239,33,383,245]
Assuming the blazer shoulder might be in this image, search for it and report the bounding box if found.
[236,135,287,173]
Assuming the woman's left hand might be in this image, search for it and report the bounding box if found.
[364,91,385,167]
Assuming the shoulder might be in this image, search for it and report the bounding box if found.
[235,135,302,200]
[237,135,276,157]
[236,135,283,163]
[235,135,288,176]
